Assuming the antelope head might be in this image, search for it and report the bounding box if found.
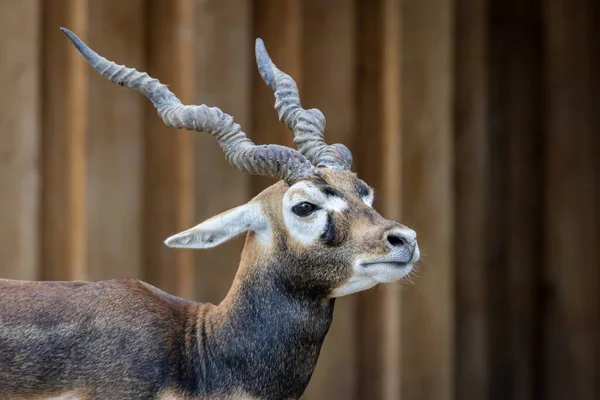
[61,29,420,300]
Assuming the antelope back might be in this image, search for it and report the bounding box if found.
[0,278,200,399]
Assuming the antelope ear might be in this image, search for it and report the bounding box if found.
[164,203,269,249]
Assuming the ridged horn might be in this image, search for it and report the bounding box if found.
[61,28,317,184]
[255,38,353,171]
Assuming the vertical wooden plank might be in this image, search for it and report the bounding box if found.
[86,0,145,281]
[543,0,600,398]
[487,0,544,398]
[193,0,252,304]
[251,0,302,194]
[41,0,88,281]
[301,1,358,398]
[453,0,489,397]
[0,0,40,280]
[380,1,403,397]
[400,0,454,398]
[354,0,385,397]
[355,0,403,398]
[144,0,196,298]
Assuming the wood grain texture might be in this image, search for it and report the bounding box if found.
[543,0,600,398]
[41,0,89,281]
[453,0,490,397]
[487,0,544,398]
[301,1,358,398]
[354,1,391,398]
[400,0,454,398]
[143,0,196,299]
[1,2,598,398]
[0,0,40,280]
[193,0,252,304]
[85,0,145,281]
[379,1,403,397]
[251,0,302,194]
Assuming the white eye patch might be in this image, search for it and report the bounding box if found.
[282,182,348,245]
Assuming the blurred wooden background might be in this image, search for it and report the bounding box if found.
[0,0,598,399]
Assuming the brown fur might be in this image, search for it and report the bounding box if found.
[253,170,402,289]
[0,169,415,399]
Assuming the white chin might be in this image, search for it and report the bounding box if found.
[368,262,414,283]
[329,263,414,298]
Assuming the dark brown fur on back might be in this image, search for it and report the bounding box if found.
[0,278,201,399]
[0,272,333,400]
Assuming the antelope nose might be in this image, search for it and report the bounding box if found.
[386,230,417,248]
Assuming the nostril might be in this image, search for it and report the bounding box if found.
[387,233,407,248]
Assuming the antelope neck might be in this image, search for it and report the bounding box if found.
[191,261,335,399]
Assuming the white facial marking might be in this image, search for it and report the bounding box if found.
[283,181,348,245]
[330,259,415,298]
[287,182,349,213]
[325,195,349,212]
[330,273,378,297]
[164,202,271,249]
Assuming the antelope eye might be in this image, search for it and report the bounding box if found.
[292,202,319,217]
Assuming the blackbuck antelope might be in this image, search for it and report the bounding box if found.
[0,28,420,400]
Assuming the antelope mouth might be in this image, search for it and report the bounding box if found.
[357,260,414,284]
[361,261,410,269]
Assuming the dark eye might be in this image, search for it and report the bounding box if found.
[292,202,319,217]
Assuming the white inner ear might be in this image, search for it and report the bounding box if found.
[362,190,374,207]
[164,202,270,249]
[282,181,348,245]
